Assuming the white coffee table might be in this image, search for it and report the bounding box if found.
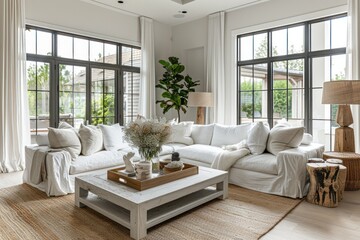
[75,166,228,240]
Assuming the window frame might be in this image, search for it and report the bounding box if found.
[26,25,140,131]
[237,14,347,150]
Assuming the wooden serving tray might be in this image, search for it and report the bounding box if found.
[107,163,199,191]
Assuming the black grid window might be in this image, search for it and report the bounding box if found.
[26,26,141,143]
[237,14,347,151]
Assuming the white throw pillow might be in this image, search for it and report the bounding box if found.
[191,124,214,145]
[247,122,270,155]
[211,123,252,147]
[267,125,305,155]
[48,127,81,158]
[168,121,194,145]
[301,133,313,145]
[99,124,128,151]
[78,124,103,156]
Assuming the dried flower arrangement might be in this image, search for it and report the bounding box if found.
[123,116,171,161]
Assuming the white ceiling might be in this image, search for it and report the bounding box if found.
[81,0,269,26]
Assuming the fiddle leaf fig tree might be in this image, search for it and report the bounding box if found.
[156,57,200,122]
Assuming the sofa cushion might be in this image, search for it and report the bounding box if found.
[301,133,313,145]
[267,125,305,155]
[247,122,270,155]
[211,123,252,147]
[78,124,103,156]
[70,150,140,175]
[118,143,187,160]
[177,144,223,165]
[191,124,214,145]
[48,127,81,159]
[168,121,194,145]
[99,124,128,151]
[160,143,188,156]
[232,153,277,175]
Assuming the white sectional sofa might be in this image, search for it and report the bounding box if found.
[24,121,324,198]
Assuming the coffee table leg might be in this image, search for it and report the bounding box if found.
[75,181,88,208]
[216,177,228,199]
[130,205,147,240]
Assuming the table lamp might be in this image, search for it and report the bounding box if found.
[188,92,213,124]
[322,80,360,152]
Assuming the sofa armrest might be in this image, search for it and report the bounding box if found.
[275,143,324,198]
[24,145,50,183]
[24,145,73,196]
[277,143,324,164]
[46,151,73,196]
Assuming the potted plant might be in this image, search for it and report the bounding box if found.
[156,57,200,122]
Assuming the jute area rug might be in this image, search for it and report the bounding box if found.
[0,184,301,240]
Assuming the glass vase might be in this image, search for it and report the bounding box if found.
[138,147,160,175]
[151,156,160,174]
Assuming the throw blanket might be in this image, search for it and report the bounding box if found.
[30,149,73,196]
[30,149,48,184]
[211,140,250,171]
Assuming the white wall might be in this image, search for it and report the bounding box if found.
[170,0,347,124]
[25,0,140,45]
[153,21,173,119]
[169,18,208,121]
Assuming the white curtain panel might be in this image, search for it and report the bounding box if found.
[139,16,156,119]
[206,12,225,124]
[0,0,30,172]
[346,0,360,152]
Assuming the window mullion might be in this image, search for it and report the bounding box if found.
[267,31,273,128]
[304,23,311,133]
[86,64,91,124]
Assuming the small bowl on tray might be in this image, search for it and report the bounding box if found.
[163,161,184,174]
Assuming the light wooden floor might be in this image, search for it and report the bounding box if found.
[1,172,359,240]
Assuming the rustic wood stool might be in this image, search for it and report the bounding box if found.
[308,158,325,163]
[323,152,360,190]
[306,163,340,208]
[325,159,347,201]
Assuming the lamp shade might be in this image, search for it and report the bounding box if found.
[188,92,214,107]
[322,80,360,104]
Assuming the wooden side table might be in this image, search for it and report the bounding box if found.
[306,163,340,208]
[323,152,360,191]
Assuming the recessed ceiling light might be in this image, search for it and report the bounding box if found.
[174,10,187,18]
[171,0,195,5]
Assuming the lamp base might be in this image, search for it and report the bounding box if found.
[335,126,355,152]
[196,107,205,125]
[337,105,353,126]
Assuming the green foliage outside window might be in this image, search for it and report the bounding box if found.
[27,63,50,117]
[240,80,262,118]
[27,63,114,126]
[91,94,115,125]
[240,38,299,120]
[240,80,292,119]
[273,80,292,118]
